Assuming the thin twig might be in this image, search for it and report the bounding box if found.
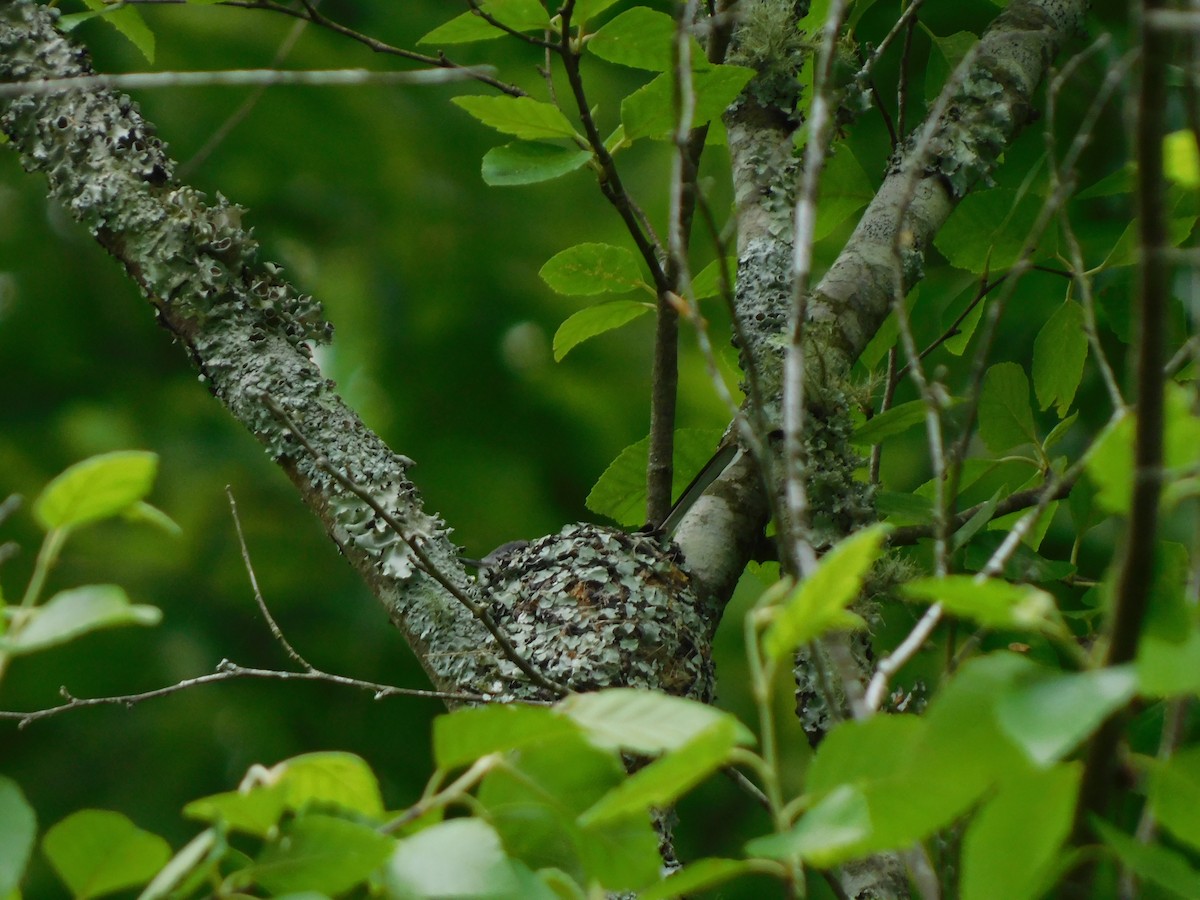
[0,661,489,729]
[261,395,568,697]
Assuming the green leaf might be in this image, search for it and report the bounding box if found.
[638,859,757,900]
[559,688,753,754]
[243,815,393,896]
[585,428,724,527]
[3,585,161,655]
[621,65,754,142]
[34,451,159,531]
[875,490,933,525]
[0,778,36,898]
[1100,206,1195,269]
[925,31,978,104]
[851,399,929,447]
[806,715,926,794]
[482,142,591,186]
[587,8,678,71]
[690,257,736,300]
[1165,129,1200,187]
[936,188,1052,273]
[994,667,1137,767]
[1095,818,1200,898]
[540,242,647,295]
[419,0,549,44]
[1138,626,1200,697]
[80,0,154,62]
[813,145,875,240]
[43,810,171,900]
[978,362,1038,453]
[572,0,623,27]
[745,786,871,868]
[762,524,890,658]
[452,96,578,141]
[951,489,1003,551]
[478,732,624,880]
[386,819,554,900]
[578,721,741,826]
[1151,745,1200,853]
[1032,300,1088,415]
[434,703,581,770]
[960,765,1080,900]
[553,301,653,361]
[901,576,1067,637]
[121,501,182,535]
[183,784,287,837]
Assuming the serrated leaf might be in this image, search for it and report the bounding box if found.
[553,302,652,361]
[621,65,754,141]
[419,0,549,44]
[936,188,1053,273]
[902,576,1067,637]
[34,451,158,531]
[559,688,753,755]
[4,585,160,655]
[434,704,581,770]
[1033,300,1087,415]
[995,667,1136,767]
[585,428,724,527]
[240,815,392,896]
[0,778,36,899]
[579,721,740,826]
[43,811,171,900]
[452,95,578,141]
[762,524,890,657]
[587,8,678,71]
[81,0,154,62]
[482,142,591,186]
[978,362,1038,453]
[745,786,871,868]
[540,242,646,295]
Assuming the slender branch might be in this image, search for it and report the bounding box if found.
[853,0,926,90]
[1073,0,1172,852]
[0,661,488,728]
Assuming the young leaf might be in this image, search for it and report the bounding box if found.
[242,814,393,896]
[481,142,591,186]
[3,585,161,655]
[34,451,159,531]
[578,721,741,827]
[959,765,1080,900]
[451,95,578,142]
[419,0,549,44]
[540,242,646,295]
[978,362,1039,454]
[0,777,36,899]
[559,688,753,754]
[585,428,724,526]
[43,810,171,900]
[385,819,553,900]
[994,667,1137,767]
[761,524,890,658]
[621,65,754,142]
[587,8,678,71]
[901,576,1067,637]
[270,752,385,818]
[744,786,872,868]
[1032,300,1087,415]
[434,703,580,769]
[553,301,652,361]
[183,784,288,837]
